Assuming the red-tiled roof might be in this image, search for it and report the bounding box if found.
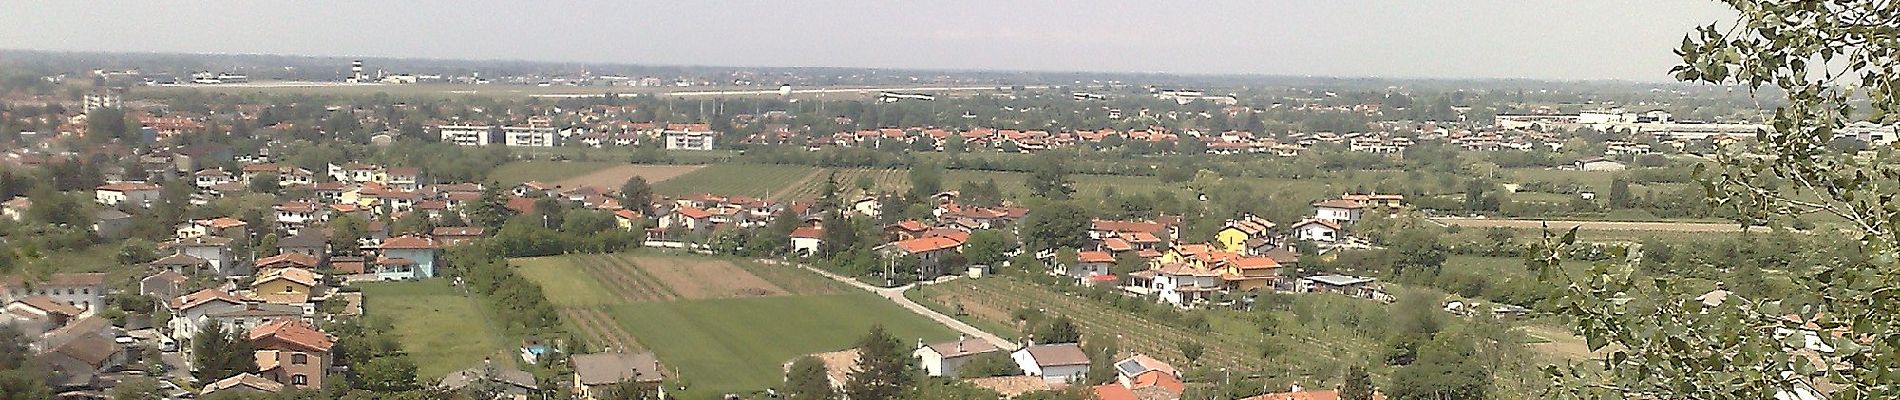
[249,319,335,352]
[890,236,963,253]
[791,227,824,239]
[377,236,438,249]
[1078,251,1116,264]
[170,288,246,310]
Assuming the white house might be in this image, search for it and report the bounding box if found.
[1149,263,1222,307]
[437,125,495,146]
[664,132,716,151]
[193,169,236,189]
[1012,343,1091,385]
[790,227,824,256]
[1311,199,1365,224]
[1576,157,1627,171]
[502,126,558,147]
[172,236,237,276]
[95,181,163,207]
[165,289,250,344]
[1,273,108,316]
[914,336,999,377]
[1291,219,1341,243]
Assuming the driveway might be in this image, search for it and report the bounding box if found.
[766,260,1014,349]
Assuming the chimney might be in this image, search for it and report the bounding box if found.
[916,338,925,350]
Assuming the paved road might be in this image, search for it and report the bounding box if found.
[767,260,1014,350]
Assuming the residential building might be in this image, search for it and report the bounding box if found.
[502,126,558,147]
[1575,157,1627,171]
[878,236,965,278]
[570,352,664,400]
[791,227,824,256]
[201,373,284,397]
[443,361,541,400]
[1298,274,1385,300]
[1290,219,1341,243]
[250,320,335,389]
[439,125,496,146]
[95,181,163,207]
[914,336,1000,377]
[1215,215,1276,254]
[1011,343,1090,385]
[664,132,716,150]
[1311,199,1365,224]
[0,273,108,315]
[1092,355,1184,400]
[372,236,440,280]
[171,236,238,276]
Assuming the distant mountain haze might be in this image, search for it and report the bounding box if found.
[0,0,1735,81]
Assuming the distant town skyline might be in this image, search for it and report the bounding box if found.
[0,1,1736,82]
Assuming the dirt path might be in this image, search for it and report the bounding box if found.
[1431,218,1761,232]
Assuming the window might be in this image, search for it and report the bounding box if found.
[291,353,308,365]
[291,374,308,386]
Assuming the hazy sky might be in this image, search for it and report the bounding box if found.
[0,1,1736,81]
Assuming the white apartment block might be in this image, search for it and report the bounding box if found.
[665,132,716,151]
[438,125,495,146]
[503,126,558,147]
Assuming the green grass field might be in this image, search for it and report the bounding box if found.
[651,163,819,198]
[358,280,515,378]
[512,256,622,306]
[610,293,956,396]
[509,252,954,397]
[488,160,624,186]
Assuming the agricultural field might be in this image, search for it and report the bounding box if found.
[910,276,1349,372]
[552,164,704,189]
[488,161,623,186]
[358,280,515,378]
[650,163,820,199]
[510,252,952,397]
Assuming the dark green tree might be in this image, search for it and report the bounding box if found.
[468,183,511,230]
[1027,154,1074,199]
[1340,364,1376,400]
[620,176,653,216]
[191,322,257,382]
[783,356,835,400]
[1020,202,1090,253]
[843,325,912,400]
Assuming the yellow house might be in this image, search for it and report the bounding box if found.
[1214,256,1282,291]
[253,267,319,305]
[1155,244,1221,270]
[614,209,642,231]
[1215,216,1275,254]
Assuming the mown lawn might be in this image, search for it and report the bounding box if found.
[608,293,957,397]
[487,160,622,186]
[358,279,514,378]
[511,256,621,306]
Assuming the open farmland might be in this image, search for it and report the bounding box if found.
[510,252,945,397]
[650,163,818,199]
[910,277,1290,371]
[489,160,704,188]
[554,164,704,190]
[358,280,514,378]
